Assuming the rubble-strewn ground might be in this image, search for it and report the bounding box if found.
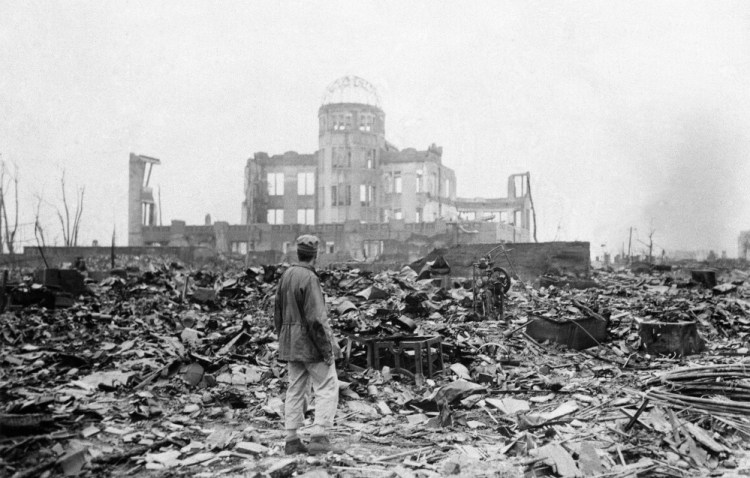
[2,256,750,478]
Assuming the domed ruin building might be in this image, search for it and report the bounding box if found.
[130,76,534,263]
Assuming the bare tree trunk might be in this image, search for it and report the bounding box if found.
[0,161,20,255]
[62,171,71,245]
[72,187,84,246]
[55,170,85,246]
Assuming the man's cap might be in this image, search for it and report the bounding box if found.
[296,234,320,254]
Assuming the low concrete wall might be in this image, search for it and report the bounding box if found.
[9,242,590,283]
[14,246,214,269]
[418,242,591,282]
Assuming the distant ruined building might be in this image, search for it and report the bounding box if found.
[129,76,535,263]
[739,231,750,260]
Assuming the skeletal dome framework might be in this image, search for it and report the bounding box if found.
[321,76,381,107]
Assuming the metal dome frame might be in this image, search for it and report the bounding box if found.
[321,76,381,107]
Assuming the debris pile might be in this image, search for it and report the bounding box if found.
[1,257,750,477]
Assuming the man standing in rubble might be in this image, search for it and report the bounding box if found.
[274,234,339,455]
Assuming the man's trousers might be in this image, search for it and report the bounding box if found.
[284,361,339,431]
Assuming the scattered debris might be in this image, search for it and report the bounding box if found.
[1,256,749,477]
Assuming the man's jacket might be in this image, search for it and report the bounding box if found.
[274,263,334,362]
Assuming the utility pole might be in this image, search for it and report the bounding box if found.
[627,227,633,264]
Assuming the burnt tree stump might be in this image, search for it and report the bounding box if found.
[639,320,705,356]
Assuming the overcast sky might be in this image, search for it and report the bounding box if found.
[2,1,749,256]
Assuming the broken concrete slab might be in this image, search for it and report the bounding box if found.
[485,397,530,415]
[531,443,581,477]
[713,283,737,295]
[235,441,269,456]
[58,447,88,476]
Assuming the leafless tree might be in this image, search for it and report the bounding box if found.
[647,229,655,264]
[55,170,85,247]
[0,160,20,255]
[638,228,656,264]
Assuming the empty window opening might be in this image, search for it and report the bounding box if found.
[267,209,283,224]
[360,184,375,206]
[332,184,351,206]
[359,114,373,132]
[297,208,314,225]
[297,172,315,195]
[267,173,284,196]
[363,240,383,259]
[513,210,523,226]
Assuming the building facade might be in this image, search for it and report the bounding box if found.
[128,153,160,246]
[241,76,531,231]
[131,76,534,262]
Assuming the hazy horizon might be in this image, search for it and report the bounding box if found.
[2,1,749,257]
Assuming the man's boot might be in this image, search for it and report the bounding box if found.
[285,438,308,455]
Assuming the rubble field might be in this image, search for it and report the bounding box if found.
[2,255,750,478]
